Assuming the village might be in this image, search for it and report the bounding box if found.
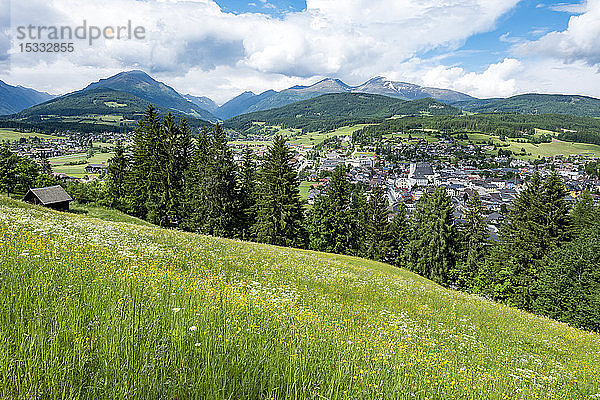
[4,127,600,241]
[232,130,600,240]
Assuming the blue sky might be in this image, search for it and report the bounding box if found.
[3,0,600,102]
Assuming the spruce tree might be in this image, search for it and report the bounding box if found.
[363,185,392,262]
[490,172,571,309]
[129,105,161,219]
[407,188,457,285]
[389,201,409,266]
[308,165,356,255]
[253,135,305,248]
[238,146,257,240]
[454,192,488,290]
[570,190,597,235]
[0,145,18,195]
[105,142,130,211]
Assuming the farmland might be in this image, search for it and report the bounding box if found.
[0,197,598,399]
[50,152,113,178]
[0,128,62,142]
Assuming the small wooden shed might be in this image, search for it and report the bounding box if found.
[23,185,73,211]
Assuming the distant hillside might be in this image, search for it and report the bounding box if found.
[183,94,218,113]
[225,93,461,133]
[83,70,217,122]
[353,76,474,103]
[6,88,212,133]
[215,90,277,120]
[0,80,55,115]
[217,77,474,118]
[455,94,600,117]
[1,196,598,398]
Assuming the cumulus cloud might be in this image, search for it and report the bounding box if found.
[517,0,600,66]
[419,58,523,98]
[2,0,519,97]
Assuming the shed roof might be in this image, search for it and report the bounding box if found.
[25,185,73,205]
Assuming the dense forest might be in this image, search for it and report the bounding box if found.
[354,113,600,145]
[455,93,600,118]
[224,93,460,134]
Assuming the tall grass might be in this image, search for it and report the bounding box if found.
[0,197,598,399]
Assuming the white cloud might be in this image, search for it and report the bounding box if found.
[419,58,522,98]
[548,2,587,13]
[2,0,519,98]
[517,0,600,66]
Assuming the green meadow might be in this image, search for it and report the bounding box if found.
[0,128,62,142]
[0,196,598,399]
[50,152,113,178]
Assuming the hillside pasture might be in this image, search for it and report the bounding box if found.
[0,197,598,399]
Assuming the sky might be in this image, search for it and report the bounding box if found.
[1,0,600,104]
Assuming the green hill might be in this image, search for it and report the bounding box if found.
[1,196,598,399]
[6,88,212,133]
[225,93,461,134]
[0,80,55,115]
[83,70,217,122]
[455,94,600,117]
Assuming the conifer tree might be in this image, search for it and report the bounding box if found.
[129,105,161,219]
[454,192,488,289]
[105,142,130,211]
[253,135,305,247]
[0,145,18,195]
[570,190,597,235]
[407,188,457,285]
[489,172,571,309]
[363,185,392,262]
[238,146,257,240]
[307,164,356,254]
[389,201,409,266]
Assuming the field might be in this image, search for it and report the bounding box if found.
[243,123,370,147]
[464,133,600,159]
[0,128,62,142]
[0,197,599,399]
[288,125,371,146]
[299,181,319,200]
[50,152,114,178]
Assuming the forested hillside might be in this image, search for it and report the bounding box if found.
[225,93,460,134]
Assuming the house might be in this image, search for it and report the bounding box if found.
[85,163,108,174]
[23,185,73,210]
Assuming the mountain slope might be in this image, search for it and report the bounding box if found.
[8,88,212,130]
[1,196,598,398]
[353,76,474,103]
[219,77,474,118]
[183,94,218,113]
[225,92,461,133]
[215,90,277,120]
[83,70,217,121]
[0,80,55,115]
[455,94,600,117]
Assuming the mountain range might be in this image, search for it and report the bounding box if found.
[0,80,55,115]
[455,94,600,118]
[4,70,600,132]
[215,77,474,119]
[224,93,460,134]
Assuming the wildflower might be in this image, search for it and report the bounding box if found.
[194,343,201,347]
[172,307,181,312]
[189,326,197,331]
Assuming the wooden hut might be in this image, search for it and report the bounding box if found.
[23,185,73,211]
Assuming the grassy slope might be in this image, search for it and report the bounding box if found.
[0,197,599,399]
[0,128,63,142]
[50,152,114,177]
[465,133,600,159]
